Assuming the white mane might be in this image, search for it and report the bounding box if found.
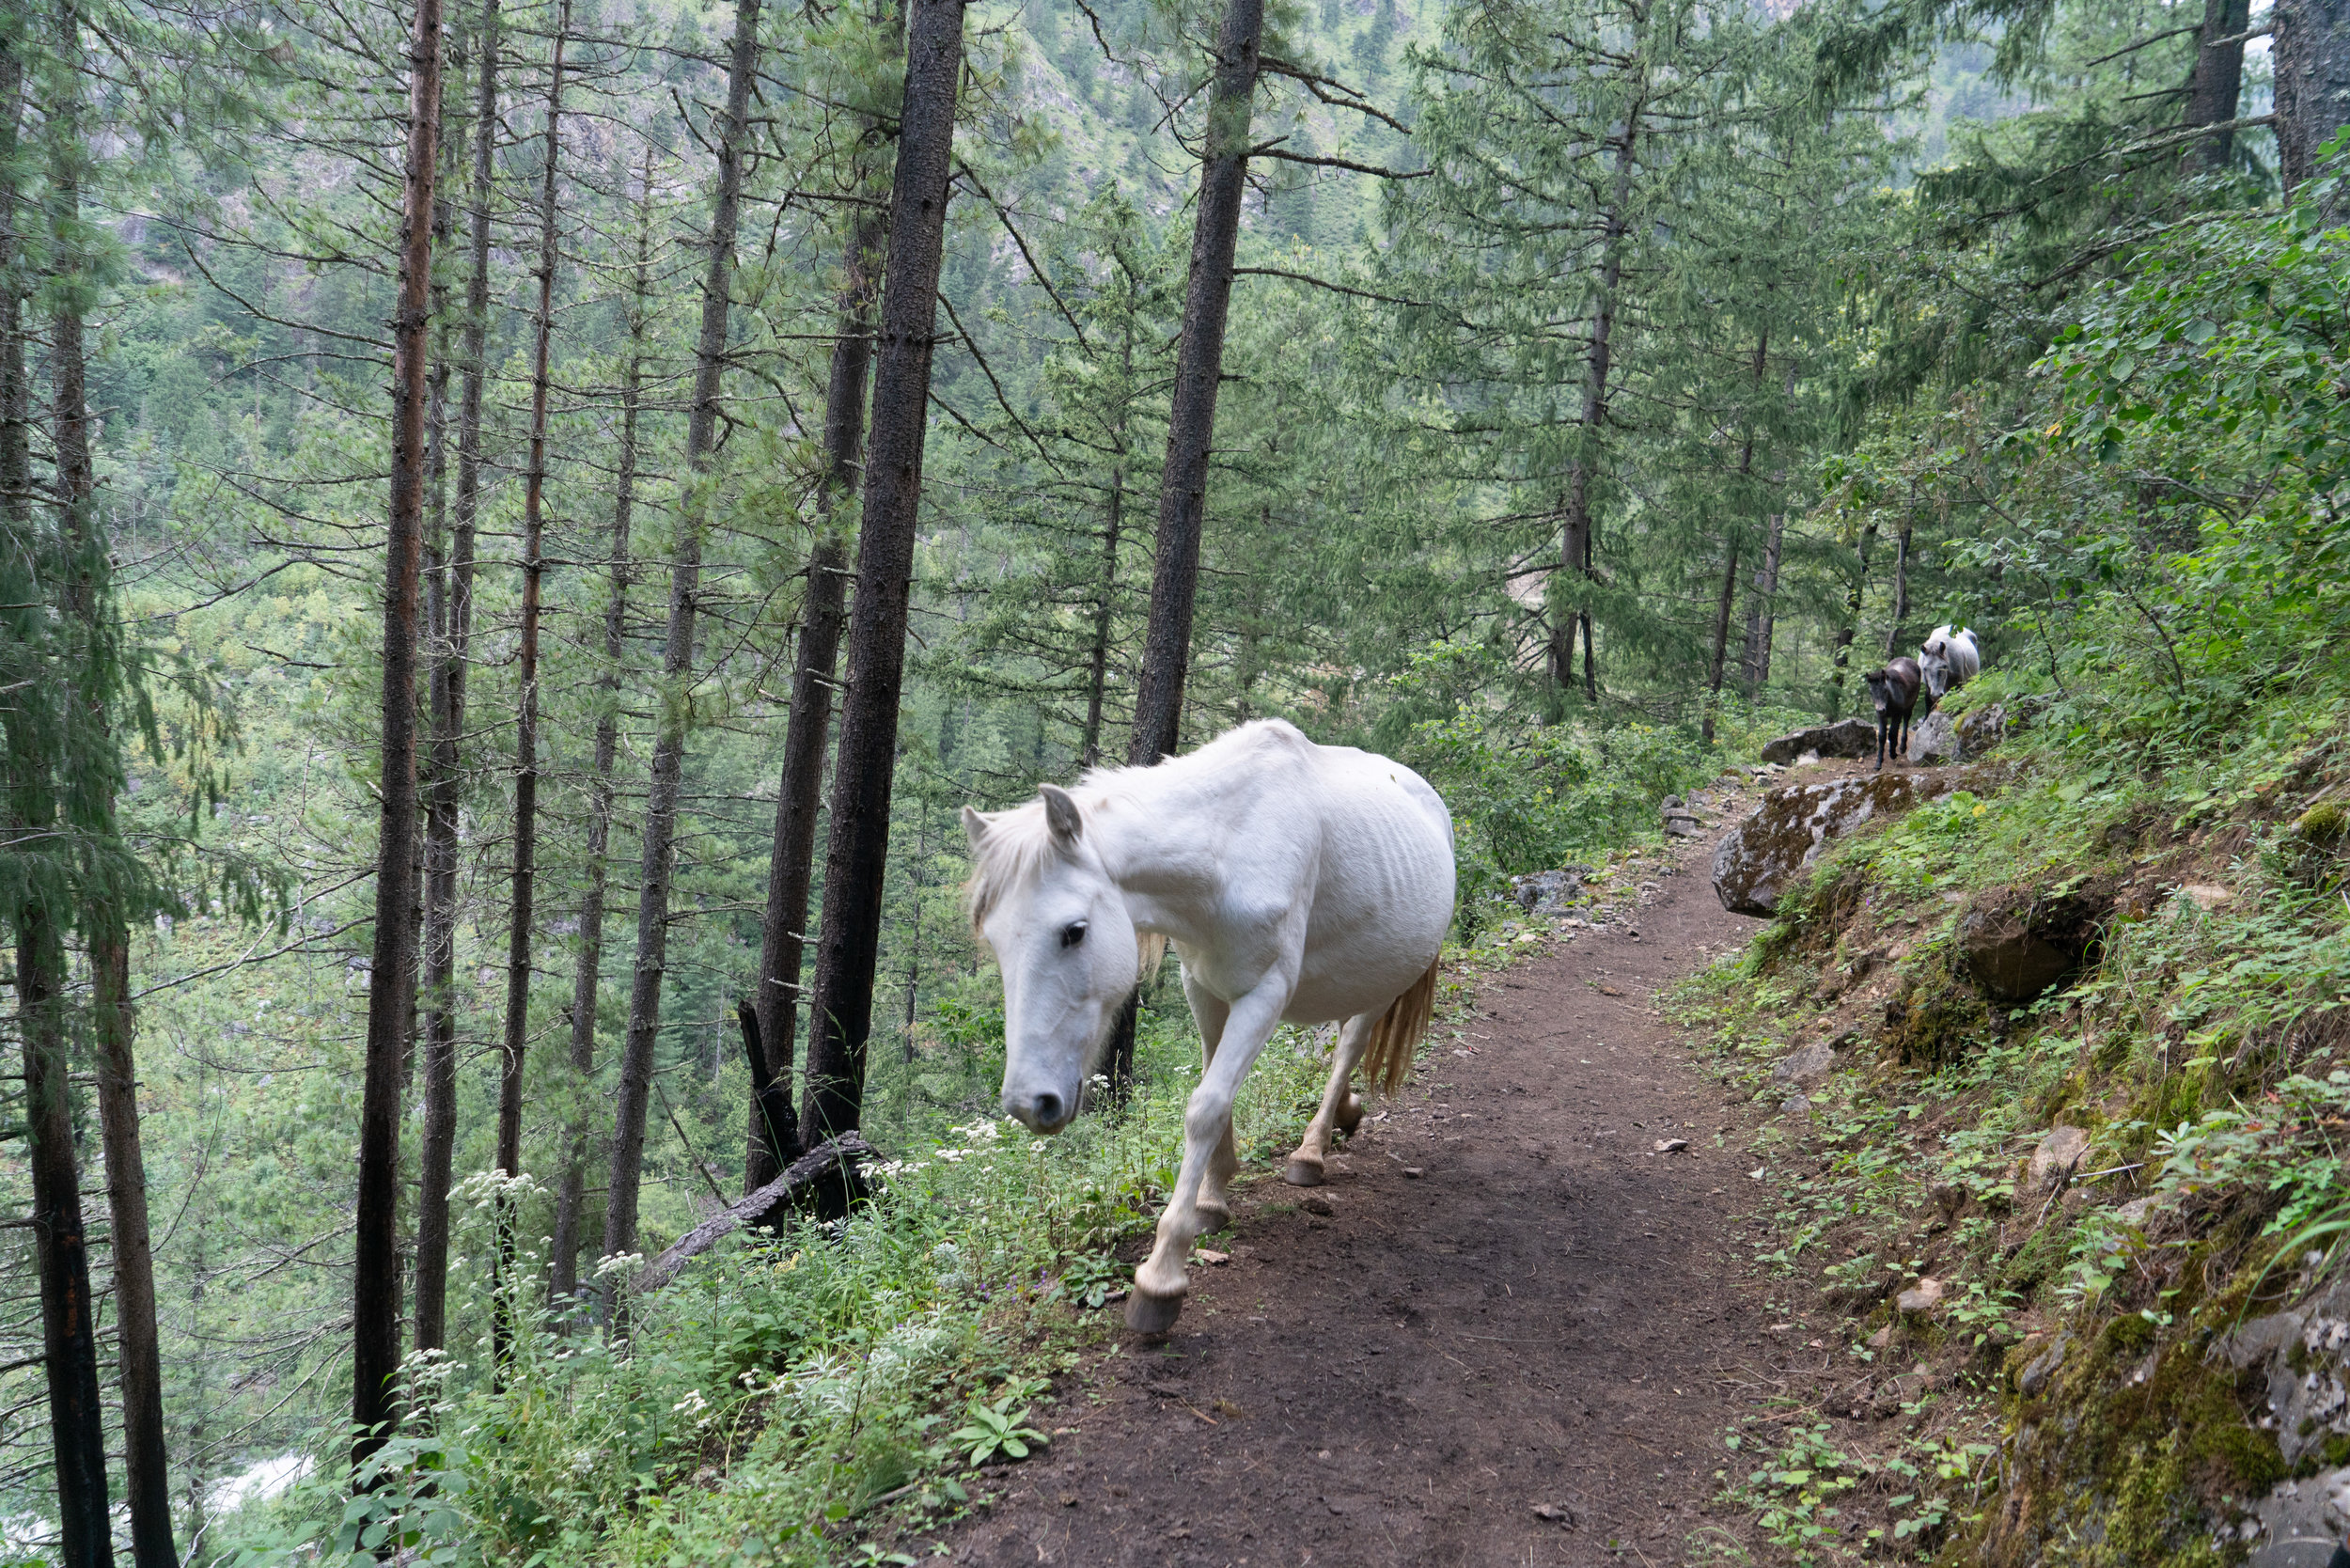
[963,723,1310,954]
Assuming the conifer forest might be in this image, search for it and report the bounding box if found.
[7,0,2350,1551]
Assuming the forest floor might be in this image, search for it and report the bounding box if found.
[927,765,1872,1567]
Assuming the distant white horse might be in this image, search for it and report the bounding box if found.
[1919,624,1981,705]
[962,719,1455,1334]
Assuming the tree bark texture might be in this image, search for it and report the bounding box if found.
[1701,537,1740,744]
[415,0,499,1359]
[797,0,969,1156]
[354,0,443,1467]
[1828,521,1877,713]
[1739,510,1784,693]
[2276,0,2350,203]
[2183,0,2251,168]
[1,69,112,1557]
[490,0,567,1371]
[1081,464,1126,769]
[500,0,566,1185]
[1100,0,1261,1096]
[1548,99,1642,707]
[604,0,760,1263]
[1128,0,1262,770]
[18,914,113,1568]
[42,24,174,1558]
[1883,514,1912,660]
[0,45,22,526]
[550,162,652,1307]
[746,208,882,1192]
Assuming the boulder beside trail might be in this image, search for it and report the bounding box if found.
[1910,698,2048,766]
[1910,709,1961,764]
[1510,868,1586,914]
[1958,905,2073,1001]
[1758,718,1879,764]
[1712,772,1963,916]
[1956,883,2114,1002]
[1956,703,2012,757]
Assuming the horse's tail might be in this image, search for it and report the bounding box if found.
[1359,957,1441,1097]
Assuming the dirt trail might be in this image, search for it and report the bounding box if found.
[940,780,1789,1568]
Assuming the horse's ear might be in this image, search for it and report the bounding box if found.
[961,805,990,850]
[1040,784,1083,846]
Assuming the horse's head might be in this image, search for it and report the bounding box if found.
[963,785,1141,1135]
[1867,659,1921,715]
[1919,650,1951,701]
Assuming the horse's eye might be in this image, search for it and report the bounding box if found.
[1059,920,1088,949]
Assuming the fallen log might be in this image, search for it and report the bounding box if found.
[637,1134,878,1293]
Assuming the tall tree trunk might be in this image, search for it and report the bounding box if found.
[415,0,500,1358]
[16,913,112,1568]
[1739,511,1784,694]
[1701,536,1740,744]
[1100,0,1261,1096]
[1128,0,1262,770]
[551,153,654,1307]
[0,45,22,528]
[1827,521,1877,714]
[493,0,567,1370]
[1550,97,1643,707]
[412,20,466,1101]
[744,205,882,1193]
[1883,514,1912,660]
[1701,331,1767,743]
[2275,0,2350,206]
[2183,0,2252,168]
[0,80,95,1555]
[1080,469,1125,769]
[604,0,760,1264]
[31,21,171,1560]
[0,67,102,1559]
[796,0,968,1160]
[1234,536,1263,723]
[355,0,444,1466]
[46,47,173,1554]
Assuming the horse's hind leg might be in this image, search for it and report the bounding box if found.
[1182,971,1240,1234]
[1284,1011,1376,1187]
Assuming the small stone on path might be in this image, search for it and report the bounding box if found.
[2029,1126,2092,1189]
[1896,1278,1945,1314]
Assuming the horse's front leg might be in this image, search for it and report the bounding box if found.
[1284,1011,1376,1187]
[1128,980,1289,1335]
[1182,971,1240,1235]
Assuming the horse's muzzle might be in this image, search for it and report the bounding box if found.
[1002,1087,1075,1135]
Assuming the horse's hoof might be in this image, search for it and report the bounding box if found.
[1335,1095,1365,1136]
[1194,1199,1230,1233]
[1125,1289,1183,1335]
[1284,1157,1325,1187]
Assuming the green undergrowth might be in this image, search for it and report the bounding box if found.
[1682,662,2350,1564]
[217,1017,1331,1567]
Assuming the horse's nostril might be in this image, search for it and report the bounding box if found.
[1034,1092,1063,1128]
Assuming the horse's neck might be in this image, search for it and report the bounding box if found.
[1091,776,1233,944]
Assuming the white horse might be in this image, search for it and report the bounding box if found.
[962,719,1455,1334]
[1919,624,1981,704]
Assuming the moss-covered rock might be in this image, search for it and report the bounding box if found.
[1882,949,1998,1068]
